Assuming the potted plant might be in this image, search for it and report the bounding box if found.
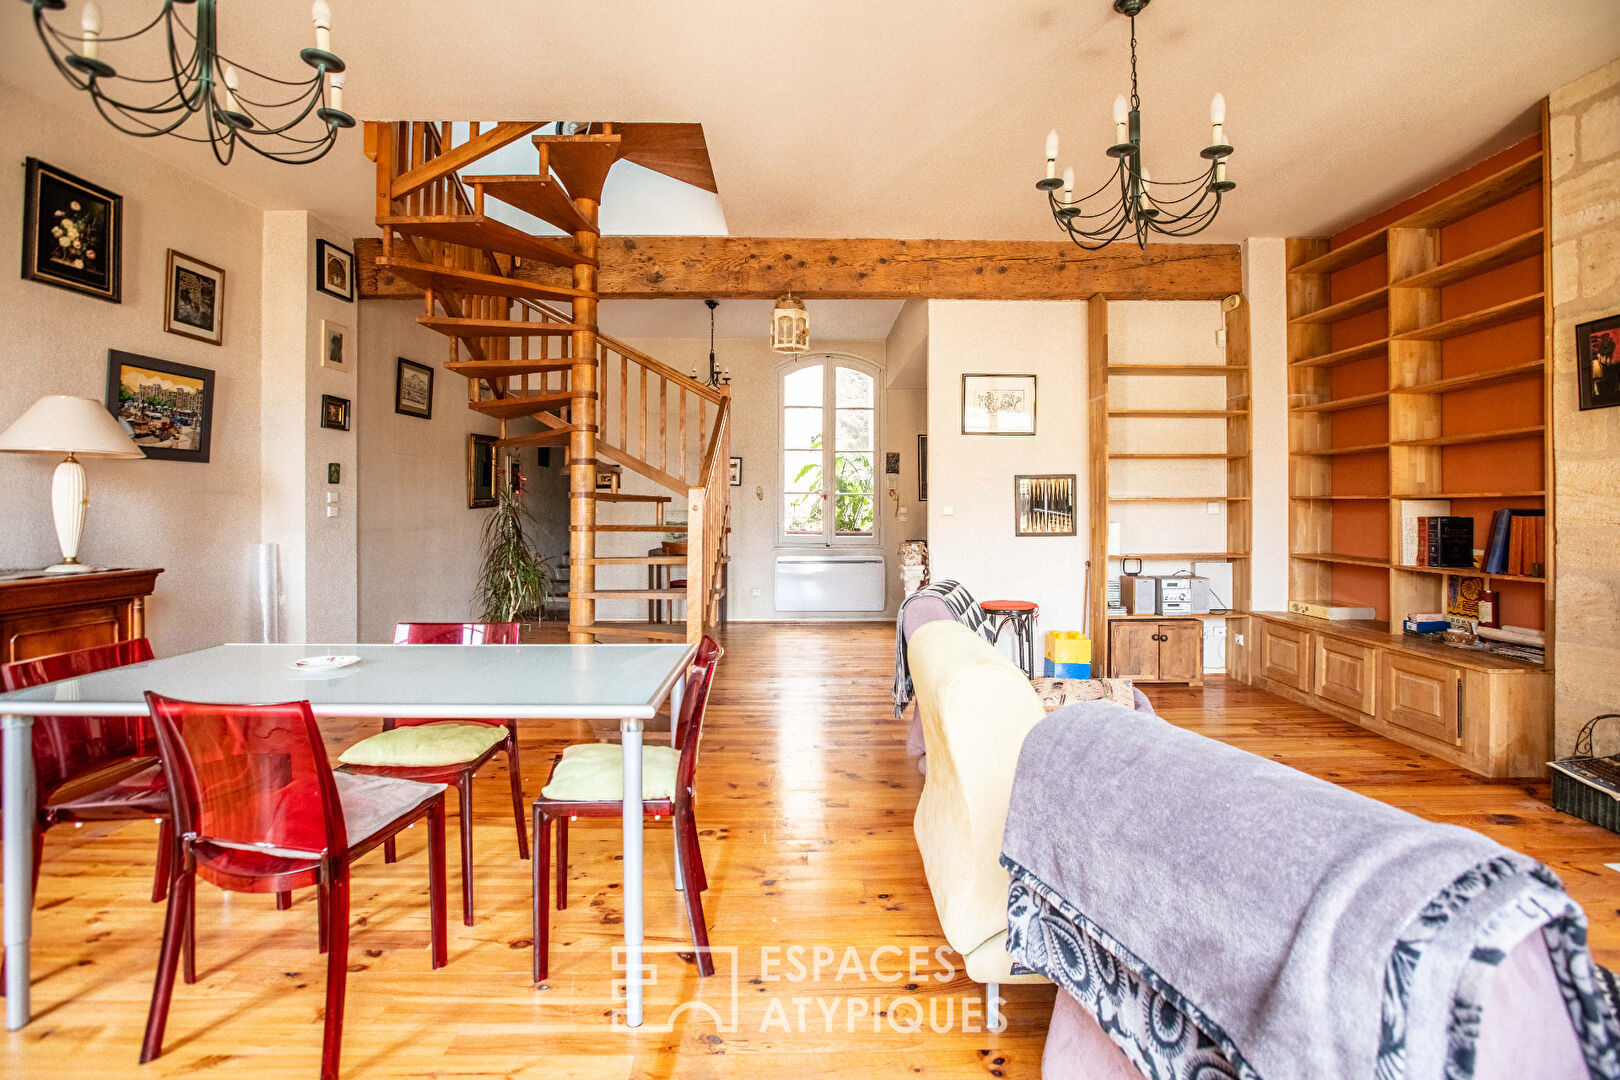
[476,467,549,625]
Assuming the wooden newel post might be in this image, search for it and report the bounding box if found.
[686,489,706,644]
[569,197,601,643]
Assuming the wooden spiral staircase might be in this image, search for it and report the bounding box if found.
[364,121,730,644]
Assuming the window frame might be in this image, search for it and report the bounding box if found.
[776,352,884,548]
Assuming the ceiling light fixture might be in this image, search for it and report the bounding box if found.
[22,0,356,166]
[771,291,809,355]
[692,299,731,388]
[1038,0,1234,249]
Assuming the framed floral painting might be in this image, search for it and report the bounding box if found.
[22,158,122,303]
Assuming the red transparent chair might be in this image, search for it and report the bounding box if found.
[531,636,722,983]
[336,621,527,926]
[140,692,448,1080]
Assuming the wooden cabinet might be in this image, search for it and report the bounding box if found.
[1260,620,1311,691]
[1108,619,1203,686]
[1380,653,1460,745]
[0,569,163,664]
[1315,636,1376,715]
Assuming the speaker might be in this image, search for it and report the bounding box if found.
[1119,575,1158,615]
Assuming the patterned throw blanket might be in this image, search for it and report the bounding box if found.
[892,579,993,717]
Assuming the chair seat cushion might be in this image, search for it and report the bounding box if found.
[1029,677,1136,712]
[338,722,507,768]
[541,743,681,801]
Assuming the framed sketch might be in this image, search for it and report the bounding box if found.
[23,158,122,303]
[917,434,928,501]
[320,319,351,372]
[315,238,354,301]
[1577,312,1620,411]
[163,249,225,345]
[319,394,350,431]
[468,433,497,508]
[1014,474,1077,536]
[729,456,743,486]
[104,350,214,462]
[395,357,434,419]
[962,373,1036,435]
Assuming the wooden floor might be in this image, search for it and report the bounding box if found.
[5,621,1619,1079]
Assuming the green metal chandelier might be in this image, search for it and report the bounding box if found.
[1038,0,1235,249]
[23,0,355,166]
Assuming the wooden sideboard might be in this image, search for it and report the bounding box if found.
[1108,617,1204,687]
[1250,611,1549,778]
[0,568,163,664]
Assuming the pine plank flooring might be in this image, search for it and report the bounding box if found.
[4,621,1617,1079]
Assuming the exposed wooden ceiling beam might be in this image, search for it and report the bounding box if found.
[356,235,1241,301]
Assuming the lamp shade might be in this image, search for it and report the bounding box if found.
[0,395,145,458]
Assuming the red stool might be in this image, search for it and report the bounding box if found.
[980,600,1039,677]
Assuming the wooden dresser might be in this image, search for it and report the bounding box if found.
[0,568,163,663]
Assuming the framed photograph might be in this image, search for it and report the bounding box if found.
[320,394,350,431]
[315,238,354,302]
[104,350,214,462]
[962,373,1036,435]
[507,458,523,497]
[395,357,434,419]
[917,434,928,501]
[729,456,743,486]
[320,319,351,372]
[1014,474,1077,536]
[163,249,225,345]
[1577,313,1620,411]
[22,158,122,303]
[468,433,497,508]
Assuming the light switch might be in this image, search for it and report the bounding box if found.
[1207,501,1219,515]
[326,492,340,504]
[942,505,954,516]
[326,506,339,518]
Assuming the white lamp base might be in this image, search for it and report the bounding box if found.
[51,454,89,571]
[43,563,100,575]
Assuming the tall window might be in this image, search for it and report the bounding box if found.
[782,358,877,543]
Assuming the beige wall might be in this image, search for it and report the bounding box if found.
[1551,56,1620,755]
[1245,238,1291,615]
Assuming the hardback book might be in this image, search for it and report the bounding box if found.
[1483,509,1512,573]
[1427,516,1474,569]
[1486,509,1544,576]
[1399,500,1451,566]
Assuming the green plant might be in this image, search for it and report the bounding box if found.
[790,435,875,534]
[476,472,549,623]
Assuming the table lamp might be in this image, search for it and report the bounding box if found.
[0,395,145,574]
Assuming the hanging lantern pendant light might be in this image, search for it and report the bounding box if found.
[771,291,809,354]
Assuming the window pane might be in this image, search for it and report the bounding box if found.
[783,407,823,450]
[784,450,823,492]
[834,408,872,451]
[834,495,874,535]
[784,493,822,534]
[783,365,823,407]
[836,366,873,407]
[835,452,875,493]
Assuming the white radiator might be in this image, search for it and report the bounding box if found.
[774,554,886,612]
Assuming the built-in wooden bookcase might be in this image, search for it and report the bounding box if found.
[1284,120,1553,670]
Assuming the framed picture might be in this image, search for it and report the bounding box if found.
[320,319,351,372]
[22,158,122,303]
[163,249,225,345]
[315,238,354,302]
[1014,474,1077,536]
[508,458,523,497]
[320,394,350,431]
[729,456,743,486]
[468,434,497,508]
[917,434,928,501]
[104,350,214,462]
[1577,313,1620,411]
[884,451,901,475]
[395,357,434,419]
[962,373,1036,435]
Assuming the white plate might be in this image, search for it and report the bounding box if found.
[287,654,361,671]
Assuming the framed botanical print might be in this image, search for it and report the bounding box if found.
[468,433,497,508]
[164,249,225,345]
[319,394,350,431]
[395,357,434,419]
[1577,313,1620,411]
[104,350,214,462]
[320,319,351,372]
[22,158,122,303]
[962,373,1036,435]
[315,238,354,301]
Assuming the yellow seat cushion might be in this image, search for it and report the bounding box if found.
[540,743,681,801]
[338,722,507,768]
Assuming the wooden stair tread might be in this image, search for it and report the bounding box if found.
[578,555,687,566]
[593,524,688,533]
[472,392,591,420]
[446,358,577,378]
[591,492,672,503]
[614,123,718,193]
[376,256,589,302]
[575,589,687,600]
[571,622,686,643]
[379,215,592,269]
[532,133,623,204]
[494,426,581,449]
[462,174,599,235]
[420,316,580,339]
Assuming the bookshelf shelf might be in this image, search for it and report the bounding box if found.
[1396,424,1544,448]
[1289,229,1389,276]
[1108,452,1245,460]
[1392,490,1544,499]
[1392,360,1546,395]
[1111,552,1252,561]
[1111,610,1248,621]
[1392,564,1545,583]
[1289,285,1390,326]
[1107,409,1247,419]
[1294,442,1389,457]
[1291,337,1390,369]
[1392,293,1544,342]
[1106,365,1249,376]
[1109,495,1251,503]
[1391,153,1543,230]
[1392,228,1543,290]
[1290,390,1390,414]
[1292,494,1390,501]
[1292,552,1391,567]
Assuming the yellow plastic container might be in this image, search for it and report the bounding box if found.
[1044,630,1092,664]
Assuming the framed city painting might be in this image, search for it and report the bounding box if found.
[962,373,1036,435]
[104,350,214,462]
[468,433,497,508]
[1577,313,1620,411]
[320,319,351,371]
[315,238,354,301]
[319,394,350,431]
[22,158,122,303]
[163,249,225,345]
[395,357,434,419]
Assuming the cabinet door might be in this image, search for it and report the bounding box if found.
[1380,653,1462,745]
[2,603,126,664]
[1109,622,1161,681]
[1156,622,1203,684]
[1315,636,1376,715]
[1259,621,1312,691]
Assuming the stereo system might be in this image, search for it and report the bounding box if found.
[1118,574,1213,616]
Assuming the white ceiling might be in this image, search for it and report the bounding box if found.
[598,300,905,342]
[5,1,1617,245]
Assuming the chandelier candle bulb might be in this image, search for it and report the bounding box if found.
[1114,94,1129,143]
[81,1,101,61]
[1136,166,1151,210]
[312,0,332,52]
[329,72,344,111]
[1045,129,1059,179]
[1062,167,1075,200]
[222,65,242,113]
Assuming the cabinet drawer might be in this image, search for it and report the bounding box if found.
[1380,653,1461,745]
[1314,636,1376,715]
[1260,621,1312,691]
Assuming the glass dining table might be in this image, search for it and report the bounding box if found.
[0,640,697,1032]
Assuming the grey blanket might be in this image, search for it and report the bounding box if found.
[1000,702,1620,1080]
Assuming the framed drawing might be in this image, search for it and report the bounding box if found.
[917,434,928,501]
[1014,474,1076,536]
[104,350,214,462]
[468,433,497,508]
[163,249,225,345]
[962,373,1036,435]
[729,456,742,486]
[319,394,350,431]
[320,319,351,371]
[315,238,354,301]
[22,158,122,303]
[1577,313,1620,411]
[395,357,434,419]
